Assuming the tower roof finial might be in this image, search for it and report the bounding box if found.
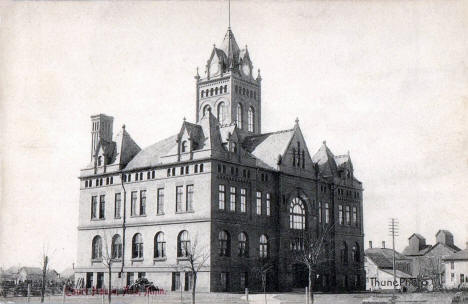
[228,0,231,29]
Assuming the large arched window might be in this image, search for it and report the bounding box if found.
[219,231,230,257]
[154,232,166,258]
[248,107,255,132]
[259,234,269,258]
[132,233,143,259]
[217,102,226,124]
[111,234,122,259]
[203,105,211,117]
[177,230,190,257]
[92,236,102,260]
[289,198,306,230]
[340,242,348,265]
[351,242,360,263]
[236,103,243,129]
[238,232,248,257]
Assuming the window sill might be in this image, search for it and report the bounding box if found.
[177,257,190,261]
[91,218,105,221]
[111,258,122,262]
[131,258,144,262]
[130,215,147,218]
[175,210,195,214]
[91,258,102,263]
[156,212,165,216]
[153,257,167,262]
[114,217,122,220]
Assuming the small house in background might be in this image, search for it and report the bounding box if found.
[402,230,460,289]
[16,267,60,284]
[443,242,468,289]
[60,268,75,283]
[365,241,414,291]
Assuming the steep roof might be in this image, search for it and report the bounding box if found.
[243,129,295,171]
[113,127,141,166]
[125,135,178,170]
[402,244,433,256]
[312,141,338,177]
[365,248,409,269]
[221,28,240,67]
[20,267,42,275]
[443,249,468,261]
[381,269,413,278]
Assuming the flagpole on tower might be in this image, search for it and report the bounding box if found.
[228,0,231,29]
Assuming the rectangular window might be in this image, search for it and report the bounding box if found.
[352,206,357,226]
[220,272,229,292]
[461,274,465,283]
[219,185,225,210]
[131,191,137,216]
[91,196,98,219]
[99,195,105,219]
[240,188,247,213]
[345,205,351,225]
[230,186,236,212]
[240,272,248,290]
[339,205,343,225]
[266,193,271,216]
[256,191,262,215]
[325,203,330,224]
[186,185,194,211]
[318,202,322,223]
[176,186,184,212]
[200,163,204,172]
[451,273,454,281]
[114,193,121,218]
[140,190,146,216]
[451,261,454,270]
[157,188,164,215]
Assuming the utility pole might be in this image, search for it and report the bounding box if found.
[388,218,399,298]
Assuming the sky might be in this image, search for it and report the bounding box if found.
[0,0,467,272]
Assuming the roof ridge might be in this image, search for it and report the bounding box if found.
[246,128,294,138]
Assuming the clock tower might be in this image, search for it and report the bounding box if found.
[195,28,262,135]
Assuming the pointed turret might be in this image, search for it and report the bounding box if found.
[221,28,240,69]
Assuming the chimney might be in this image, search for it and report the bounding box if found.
[382,241,386,249]
[369,241,373,248]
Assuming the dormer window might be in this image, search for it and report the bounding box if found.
[181,141,188,153]
[97,156,103,166]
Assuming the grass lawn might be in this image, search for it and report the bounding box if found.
[0,291,458,304]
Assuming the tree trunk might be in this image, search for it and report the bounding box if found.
[308,268,314,304]
[41,256,48,303]
[191,272,197,304]
[108,265,112,304]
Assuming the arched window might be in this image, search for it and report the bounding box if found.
[292,148,296,166]
[219,231,230,257]
[181,141,187,153]
[236,103,243,129]
[154,232,166,258]
[352,242,360,263]
[97,156,102,166]
[340,242,348,265]
[224,85,227,93]
[201,91,205,98]
[248,107,255,132]
[217,102,226,124]
[177,230,190,257]
[205,89,209,97]
[238,232,248,257]
[215,87,218,95]
[203,105,211,117]
[111,234,122,259]
[259,234,269,258]
[289,197,306,230]
[132,233,143,259]
[210,88,214,96]
[92,236,102,260]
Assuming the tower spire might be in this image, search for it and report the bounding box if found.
[228,0,231,29]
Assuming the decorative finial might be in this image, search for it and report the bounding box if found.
[245,44,248,50]
[323,140,326,145]
[196,67,199,76]
[295,117,299,125]
[122,124,126,130]
[213,43,216,48]
[347,150,350,156]
[183,117,186,122]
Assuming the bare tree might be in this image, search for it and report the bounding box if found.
[40,254,48,303]
[251,257,274,303]
[179,234,210,304]
[101,230,118,304]
[292,224,334,304]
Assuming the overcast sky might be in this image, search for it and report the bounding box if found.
[1,0,467,272]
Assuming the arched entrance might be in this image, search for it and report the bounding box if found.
[292,263,308,288]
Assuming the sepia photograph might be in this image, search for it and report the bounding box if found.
[0,0,467,303]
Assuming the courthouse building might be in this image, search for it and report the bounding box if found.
[75,28,364,292]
